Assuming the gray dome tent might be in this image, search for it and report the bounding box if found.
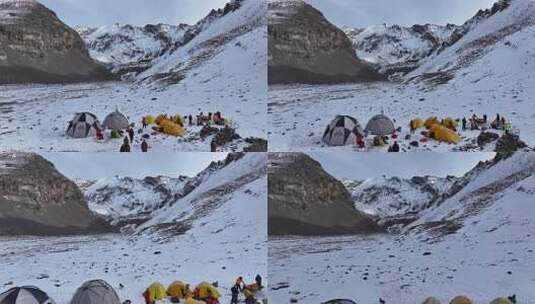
[102,110,129,130]
[365,114,395,136]
[0,286,55,304]
[70,280,120,304]
[323,115,364,146]
[66,113,102,138]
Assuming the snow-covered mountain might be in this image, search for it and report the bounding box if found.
[75,23,190,77]
[407,152,535,239]
[408,0,534,85]
[138,0,266,86]
[344,175,457,231]
[344,24,458,77]
[80,153,267,238]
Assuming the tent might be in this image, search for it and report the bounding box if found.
[66,112,102,138]
[428,125,460,144]
[409,118,424,130]
[70,280,120,304]
[194,282,221,300]
[442,117,458,130]
[167,281,192,299]
[425,117,440,129]
[146,282,166,302]
[321,300,357,304]
[323,115,364,146]
[450,296,472,304]
[159,119,185,137]
[422,297,441,304]
[103,110,129,130]
[490,298,512,304]
[365,114,395,136]
[0,286,55,304]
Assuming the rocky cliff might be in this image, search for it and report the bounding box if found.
[268,0,384,84]
[0,0,112,84]
[0,152,112,236]
[268,153,382,235]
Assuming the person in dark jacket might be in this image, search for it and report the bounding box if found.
[211,141,217,152]
[141,139,148,152]
[255,274,262,288]
[188,115,193,126]
[230,285,239,304]
[462,117,467,131]
[128,127,134,143]
[391,141,400,152]
[120,137,131,152]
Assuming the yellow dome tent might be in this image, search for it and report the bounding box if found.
[144,115,155,125]
[410,118,424,130]
[171,115,185,127]
[147,282,167,302]
[194,282,221,300]
[450,295,473,304]
[155,114,168,125]
[422,297,441,304]
[490,298,512,304]
[442,117,458,130]
[167,281,192,299]
[425,117,440,129]
[159,119,185,137]
[428,125,460,144]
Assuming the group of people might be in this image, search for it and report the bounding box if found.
[231,275,263,304]
[119,126,149,152]
[191,111,227,127]
[461,113,510,133]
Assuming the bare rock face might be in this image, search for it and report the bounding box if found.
[268,0,384,84]
[268,153,382,235]
[0,152,112,236]
[0,0,112,84]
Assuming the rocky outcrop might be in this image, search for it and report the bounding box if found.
[0,0,112,84]
[268,153,382,235]
[0,152,112,236]
[268,0,384,84]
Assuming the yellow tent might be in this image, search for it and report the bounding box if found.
[194,282,221,299]
[147,282,167,301]
[144,115,155,125]
[159,119,185,137]
[410,118,424,130]
[171,114,185,127]
[490,298,512,304]
[424,117,440,129]
[450,295,473,304]
[167,281,192,299]
[428,125,460,144]
[442,117,458,130]
[155,114,168,125]
[185,298,206,304]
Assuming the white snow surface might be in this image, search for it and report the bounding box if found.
[270,152,535,303]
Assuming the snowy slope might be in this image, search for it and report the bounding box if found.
[409,0,535,80]
[345,24,458,76]
[139,153,267,234]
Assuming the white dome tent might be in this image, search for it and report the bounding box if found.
[102,109,129,130]
[323,115,364,146]
[365,113,395,136]
[70,280,120,304]
[0,286,55,304]
[66,112,102,138]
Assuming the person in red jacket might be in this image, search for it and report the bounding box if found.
[356,133,365,149]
